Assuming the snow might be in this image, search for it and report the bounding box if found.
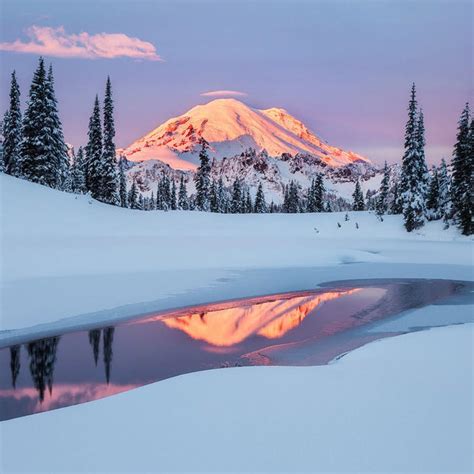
[1,173,472,338]
[1,174,473,472]
[1,322,472,473]
[120,98,369,167]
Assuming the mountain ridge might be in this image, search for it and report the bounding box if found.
[120,98,369,170]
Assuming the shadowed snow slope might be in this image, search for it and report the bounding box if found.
[1,323,472,472]
[120,98,369,168]
[0,173,472,333]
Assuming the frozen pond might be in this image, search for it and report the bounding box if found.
[0,279,472,421]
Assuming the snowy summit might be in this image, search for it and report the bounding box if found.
[120,98,369,170]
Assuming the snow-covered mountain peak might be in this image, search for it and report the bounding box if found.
[121,98,369,170]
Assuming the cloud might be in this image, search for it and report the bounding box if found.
[200,90,248,98]
[0,25,162,61]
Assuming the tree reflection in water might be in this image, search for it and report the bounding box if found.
[10,345,21,389]
[27,336,60,402]
[103,327,115,384]
[88,329,101,366]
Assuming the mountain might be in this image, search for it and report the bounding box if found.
[120,98,369,170]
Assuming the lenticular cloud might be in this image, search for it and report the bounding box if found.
[0,26,162,61]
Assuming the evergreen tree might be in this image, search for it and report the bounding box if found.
[99,77,118,204]
[2,71,22,176]
[254,182,267,213]
[138,193,144,210]
[376,161,390,215]
[325,201,332,213]
[20,58,59,188]
[85,95,103,197]
[245,189,253,213]
[231,178,242,213]
[45,65,69,189]
[118,156,128,207]
[426,165,440,220]
[170,179,177,210]
[178,175,188,210]
[437,158,452,223]
[352,179,365,211]
[287,181,300,213]
[451,103,473,235]
[400,84,427,231]
[88,329,101,366]
[217,177,226,213]
[390,179,403,214]
[103,327,115,384]
[128,179,138,209]
[70,146,87,194]
[194,141,211,210]
[209,179,219,212]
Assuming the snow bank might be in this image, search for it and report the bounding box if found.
[1,323,472,473]
[1,174,472,334]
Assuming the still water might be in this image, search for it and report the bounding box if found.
[0,279,470,421]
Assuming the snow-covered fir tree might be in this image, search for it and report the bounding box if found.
[400,84,428,231]
[352,179,365,211]
[85,95,103,197]
[286,181,300,213]
[45,65,69,190]
[128,179,139,209]
[194,141,211,211]
[426,165,440,220]
[118,156,128,207]
[99,77,118,204]
[209,179,219,212]
[391,179,403,214]
[217,177,227,213]
[170,179,177,210]
[245,189,253,213]
[376,161,390,215]
[20,58,61,188]
[2,71,22,176]
[437,158,452,224]
[178,175,188,210]
[451,103,473,235]
[231,178,242,213]
[70,146,87,194]
[254,182,267,213]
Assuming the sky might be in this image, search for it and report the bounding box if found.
[0,0,472,165]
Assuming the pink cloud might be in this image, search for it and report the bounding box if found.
[200,90,248,98]
[0,25,162,61]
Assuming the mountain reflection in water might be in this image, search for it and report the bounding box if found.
[0,279,468,421]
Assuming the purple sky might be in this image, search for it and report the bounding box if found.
[1,0,472,165]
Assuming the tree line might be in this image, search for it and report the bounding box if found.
[1,60,472,234]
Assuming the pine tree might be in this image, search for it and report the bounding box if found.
[209,179,219,212]
[20,58,59,188]
[437,158,452,223]
[254,182,267,213]
[45,65,69,190]
[128,179,138,209]
[426,166,440,220]
[194,141,211,210]
[231,178,242,213]
[70,146,87,194]
[217,177,226,213]
[390,179,403,214]
[451,103,473,235]
[245,189,253,213]
[2,71,22,176]
[400,84,427,231]
[99,77,118,204]
[170,179,177,210]
[118,156,128,207]
[287,181,300,213]
[376,161,390,215]
[85,95,103,197]
[138,193,144,210]
[178,175,188,210]
[352,179,365,211]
